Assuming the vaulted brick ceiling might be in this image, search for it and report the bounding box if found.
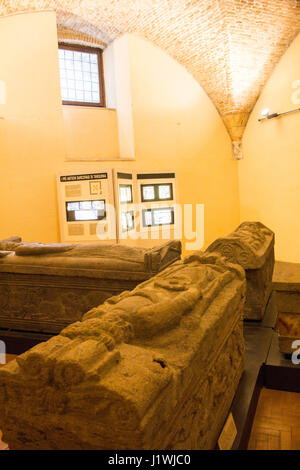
[2,0,300,142]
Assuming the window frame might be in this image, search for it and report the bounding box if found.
[58,43,106,108]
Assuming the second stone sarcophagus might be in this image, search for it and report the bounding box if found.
[273,261,300,354]
[206,222,274,320]
[0,238,181,335]
[0,251,246,450]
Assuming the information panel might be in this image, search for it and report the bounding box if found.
[113,170,136,239]
[137,171,177,234]
[57,169,116,242]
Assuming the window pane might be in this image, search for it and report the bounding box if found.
[59,46,102,105]
[82,53,90,63]
[74,61,82,71]
[91,63,98,73]
[65,50,74,60]
[74,51,82,61]
[76,90,84,101]
[75,70,83,80]
[83,71,91,81]
[67,69,75,79]
[84,81,92,91]
[92,82,99,92]
[69,89,76,100]
[83,62,90,72]
[66,59,73,70]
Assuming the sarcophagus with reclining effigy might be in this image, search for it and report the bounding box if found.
[0,250,246,450]
[0,237,181,335]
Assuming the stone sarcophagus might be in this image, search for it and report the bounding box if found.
[273,261,300,355]
[0,252,246,450]
[206,222,274,320]
[0,237,181,335]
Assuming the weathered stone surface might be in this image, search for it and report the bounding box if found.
[0,252,246,450]
[206,222,275,320]
[15,243,74,256]
[0,239,181,334]
[273,261,300,354]
[0,236,22,252]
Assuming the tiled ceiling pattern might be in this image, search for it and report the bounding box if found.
[1,0,300,140]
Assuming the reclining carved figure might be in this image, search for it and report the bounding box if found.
[206,222,274,320]
[0,251,246,450]
[0,238,181,334]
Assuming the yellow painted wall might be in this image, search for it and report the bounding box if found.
[240,32,300,262]
[0,11,65,242]
[63,106,119,161]
[126,34,240,251]
[0,11,120,242]
[89,34,240,251]
[0,13,240,251]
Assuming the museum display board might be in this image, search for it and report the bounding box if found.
[57,169,178,244]
[113,170,136,240]
[57,169,116,243]
[136,171,178,237]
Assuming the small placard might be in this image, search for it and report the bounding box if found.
[218,412,237,450]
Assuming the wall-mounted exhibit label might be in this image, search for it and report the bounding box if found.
[57,169,115,242]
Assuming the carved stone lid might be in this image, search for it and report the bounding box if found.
[206,221,274,269]
[273,260,300,292]
[0,238,181,279]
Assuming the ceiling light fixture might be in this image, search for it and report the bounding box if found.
[258,106,300,121]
